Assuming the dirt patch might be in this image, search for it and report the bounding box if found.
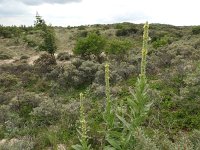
[27,55,40,65]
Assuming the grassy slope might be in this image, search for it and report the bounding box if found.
[1,23,200,149]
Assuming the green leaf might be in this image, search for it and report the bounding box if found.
[106,136,121,150]
[107,131,122,139]
[104,146,116,150]
[72,144,83,150]
[116,114,130,129]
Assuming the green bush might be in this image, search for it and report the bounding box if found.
[0,73,18,88]
[152,35,170,49]
[116,26,138,36]
[73,32,106,58]
[192,26,200,35]
[105,38,132,56]
[34,14,57,55]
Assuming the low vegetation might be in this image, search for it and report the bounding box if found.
[0,17,200,149]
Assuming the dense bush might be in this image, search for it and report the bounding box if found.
[34,14,57,55]
[0,136,34,150]
[94,62,135,86]
[9,92,42,119]
[57,52,71,61]
[105,38,132,57]
[30,98,62,126]
[0,73,18,88]
[34,53,56,74]
[57,60,100,89]
[73,32,106,58]
[0,25,23,38]
[192,26,200,35]
[152,35,171,49]
[116,25,138,36]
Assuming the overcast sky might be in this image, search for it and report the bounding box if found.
[0,0,200,26]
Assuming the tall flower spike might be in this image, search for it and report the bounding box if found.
[79,92,87,140]
[104,63,114,129]
[141,21,149,78]
[105,63,111,110]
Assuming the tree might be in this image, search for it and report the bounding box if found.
[34,12,46,29]
[34,13,57,56]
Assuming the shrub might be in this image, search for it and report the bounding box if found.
[0,91,13,104]
[40,27,57,55]
[57,61,99,89]
[0,52,12,60]
[57,52,71,61]
[9,92,42,119]
[57,64,81,89]
[105,38,132,56]
[34,53,56,74]
[30,98,62,126]
[0,73,18,88]
[78,60,100,83]
[0,136,34,150]
[34,13,57,55]
[94,62,135,86]
[116,26,138,36]
[152,35,170,49]
[0,105,10,124]
[192,26,200,35]
[73,32,106,58]
[20,71,38,87]
[0,63,34,76]
[20,55,30,60]
[71,58,84,68]
[78,30,88,38]
[77,25,86,30]
[23,36,38,48]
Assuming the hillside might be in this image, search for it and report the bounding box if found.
[1,22,200,149]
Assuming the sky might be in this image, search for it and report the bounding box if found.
[0,0,200,26]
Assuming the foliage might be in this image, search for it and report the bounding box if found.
[0,136,34,150]
[72,93,91,150]
[115,24,138,36]
[34,53,56,74]
[103,63,115,129]
[0,52,12,60]
[152,35,170,49]
[73,32,106,58]
[0,25,23,39]
[102,22,151,150]
[57,52,71,61]
[2,22,200,149]
[0,73,18,88]
[34,13,57,55]
[105,38,132,56]
[192,26,200,35]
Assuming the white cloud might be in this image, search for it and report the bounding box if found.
[0,0,200,26]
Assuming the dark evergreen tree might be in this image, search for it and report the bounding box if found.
[34,12,57,56]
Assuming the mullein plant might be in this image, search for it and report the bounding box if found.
[103,63,115,129]
[72,93,91,150]
[104,22,152,150]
